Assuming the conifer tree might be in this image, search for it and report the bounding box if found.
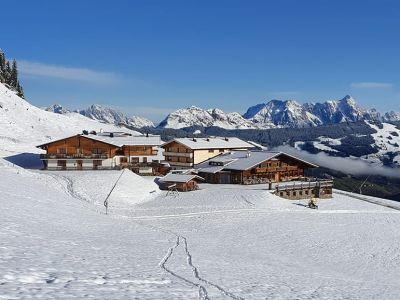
[11,59,18,87]
[0,50,25,98]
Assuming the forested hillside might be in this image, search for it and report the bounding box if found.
[0,50,24,98]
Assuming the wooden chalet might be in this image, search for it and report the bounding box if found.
[161,137,254,169]
[160,173,204,192]
[37,131,163,174]
[196,151,318,184]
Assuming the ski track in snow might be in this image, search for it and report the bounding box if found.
[49,173,239,299]
[153,222,243,300]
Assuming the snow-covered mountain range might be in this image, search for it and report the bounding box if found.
[44,95,399,130]
[45,104,155,128]
[158,95,400,129]
[157,106,274,129]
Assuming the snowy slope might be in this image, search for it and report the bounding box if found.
[366,121,400,166]
[0,83,140,156]
[2,160,400,299]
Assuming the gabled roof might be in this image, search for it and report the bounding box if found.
[161,137,253,150]
[37,133,162,148]
[160,173,205,183]
[85,134,161,147]
[196,150,318,173]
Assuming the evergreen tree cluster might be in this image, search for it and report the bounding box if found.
[0,50,24,98]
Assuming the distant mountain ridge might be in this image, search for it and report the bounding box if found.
[157,106,274,129]
[45,95,400,130]
[45,104,154,128]
[159,95,400,129]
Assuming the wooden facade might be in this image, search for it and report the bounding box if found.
[37,134,161,173]
[162,139,252,169]
[198,154,313,185]
[163,141,195,168]
[162,180,200,192]
[275,180,333,199]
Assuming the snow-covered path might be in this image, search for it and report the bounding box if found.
[2,164,400,299]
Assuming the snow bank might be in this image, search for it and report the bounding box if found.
[42,170,160,211]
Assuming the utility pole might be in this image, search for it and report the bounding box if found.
[104,169,126,215]
[359,175,371,195]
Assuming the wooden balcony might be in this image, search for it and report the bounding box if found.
[167,161,193,167]
[40,154,109,160]
[254,166,299,173]
[163,151,193,158]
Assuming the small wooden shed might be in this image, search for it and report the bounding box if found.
[160,173,204,192]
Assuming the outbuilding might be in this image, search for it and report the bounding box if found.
[160,173,205,192]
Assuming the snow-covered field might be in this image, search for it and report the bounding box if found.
[2,158,400,299]
[2,82,400,299]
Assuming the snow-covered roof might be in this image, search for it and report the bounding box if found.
[85,134,161,147]
[196,150,318,173]
[162,137,253,150]
[37,133,161,148]
[160,173,204,183]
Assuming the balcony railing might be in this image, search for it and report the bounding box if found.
[163,151,193,158]
[40,154,109,159]
[167,161,193,167]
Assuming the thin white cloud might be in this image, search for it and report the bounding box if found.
[18,60,121,84]
[274,145,400,179]
[350,82,393,89]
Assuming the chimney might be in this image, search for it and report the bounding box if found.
[109,133,114,138]
[192,138,197,142]
[146,132,149,137]
[82,130,88,135]
[225,137,229,141]
[206,138,210,141]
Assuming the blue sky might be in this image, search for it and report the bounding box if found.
[2,0,400,121]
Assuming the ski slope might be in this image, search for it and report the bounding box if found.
[0,83,139,157]
[2,159,400,299]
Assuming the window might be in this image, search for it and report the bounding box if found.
[143,157,147,163]
[57,160,66,167]
[93,160,102,167]
[208,149,214,153]
[57,148,67,154]
[92,148,103,154]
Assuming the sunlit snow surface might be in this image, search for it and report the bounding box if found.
[2,159,400,299]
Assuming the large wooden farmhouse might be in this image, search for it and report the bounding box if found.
[161,137,254,169]
[196,150,318,184]
[37,131,162,174]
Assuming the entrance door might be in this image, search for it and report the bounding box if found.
[274,172,280,182]
[77,160,83,170]
[220,172,231,184]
